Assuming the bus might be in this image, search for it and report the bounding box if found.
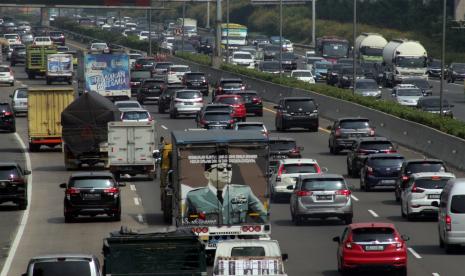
[221,23,248,49]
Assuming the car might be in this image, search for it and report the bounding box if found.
[0,102,16,132]
[0,162,31,210]
[326,64,347,86]
[114,100,142,110]
[346,137,397,177]
[258,60,282,74]
[337,66,363,89]
[3,33,21,45]
[394,159,448,202]
[250,34,269,46]
[196,103,233,124]
[269,137,302,164]
[400,172,455,220]
[128,52,143,68]
[263,44,281,60]
[234,122,268,136]
[238,46,263,64]
[136,78,166,104]
[360,153,405,191]
[230,51,255,69]
[277,52,298,71]
[169,89,204,118]
[427,59,446,78]
[328,117,375,154]
[274,97,319,132]
[447,62,465,83]
[416,96,454,118]
[23,254,102,276]
[213,94,247,122]
[89,42,110,53]
[134,57,156,71]
[197,110,235,129]
[304,56,325,70]
[32,36,53,46]
[0,65,14,86]
[158,84,186,114]
[48,31,66,45]
[354,79,382,98]
[391,84,423,107]
[290,173,353,225]
[120,108,152,122]
[270,158,322,202]
[290,70,315,84]
[56,45,70,53]
[10,87,28,115]
[153,62,174,75]
[138,31,149,41]
[20,33,34,45]
[198,35,215,54]
[182,72,209,96]
[333,223,408,275]
[270,36,294,52]
[161,36,176,50]
[167,65,190,81]
[400,78,433,96]
[172,42,197,55]
[234,90,263,116]
[213,78,245,97]
[130,70,152,96]
[10,44,26,66]
[59,172,123,222]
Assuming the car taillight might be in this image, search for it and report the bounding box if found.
[411,183,424,193]
[66,187,80,195]
[367,166,374,175]
[200,119,207,125]
[229,119,235,124]
[4,111,12,116]
[335,128,341,137]
[241,86,246,90]
[357,149,369,155]
[148,114,153,121]
[135,64,142,69]
[194,98,203,102]
[252,97,262,104]
[290,148,300,154]
[104,187,119,196]
[369,128,375,136]
[446,215,452,231]
[335,189,351,197]
[387,149,397,153]
[402,175,409,181]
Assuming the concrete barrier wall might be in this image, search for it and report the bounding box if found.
[172,56,465,171]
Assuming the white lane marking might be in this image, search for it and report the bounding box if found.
[350,195,359,201]
[133,197,140,206]
[161,125,168,130]
[0,133,33,276]
[368,209,379,218]
[130,184,136,191]
[408,247,422,259]
[137,214,144,223]
[432,273,440,276]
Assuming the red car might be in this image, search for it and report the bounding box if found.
[333,222,408,275]
[213,94,247,122]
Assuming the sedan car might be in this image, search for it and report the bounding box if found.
[391,84,423,107]
[416,96,454,118]
[354,79,382,98]
[167,65,190,81]
[230,51,255,69]
[290,174,353,225]
[196,103,233,124]
[10,44,26,66]
[427,59,446,78]
[10,87,28,115]
[0,65,14,86]
[89,42,110,53]
[0,102,16,132]
[328,117,375,154]
[136,79,166,104]
[447,62,465,83]
[120,108,152,122]
[258,61,282,74]
[182,72,209,96]
[169,90,204,118]
[60,172,122,222]
[214,78,245,97]
[130,70,152,96]
[213,94,247,122]
[153,62,173,75]
[197,110,235,129]
[312,60,332,82]
[360,153,405,191]
[333,223,408,275]
[48,31,65,45]
[291,70,315,84]
[134,57,156,71]
[33,36,53,46]
[400,78,432,96]
[235,90,263,116]
[277,52,298,71]
[0,162,31,210]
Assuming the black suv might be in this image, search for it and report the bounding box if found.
[0,162,31,210]
[59,172,122,222]
[182,72,209,96]
[197,110,235,129]
[130,70,152,96]
[268,137,302,171]
[0,102,16,132]
[10,44,26,66]
[158,84,186,114]
[346,137,397,177]
[213,78,244,98]
[326,64,347,86]
[328,117,375,154]
[137,78,166,104]
[235,90,263,117]
[416,96,454,118]
[274,97,319,132]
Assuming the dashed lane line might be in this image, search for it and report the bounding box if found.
[432,273,440,276]
[368,209,379,218]
[263,107,330,134]
[350,195,359,202]
[133,197,140,206]
[408,247,422,259]
[130,184,136,191]
[161,125,168,130]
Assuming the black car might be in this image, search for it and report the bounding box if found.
[394,159,447,202]
[48,31,65,45]
[400,78,432,96]
[277,52,298,71]
[198,36,215,54]
[328,117,375,154]
[214,78,244,97]
[172,42,197,55]
[258,61,282,74]
[0,102,15,132]
[137,79,166,104]
[337,66,363,89]
[346,137,397,177]
[182,72,209,96]
[0,162,31,210]
[153,62,173,75]
[197,110,235,129]
[196,103,233,124]
[59,172,123,222]
[326,64,347,86]
[427,59,447,78]
[447,62,465,83]
[130,70,152,96]
[268,137,302,171]
[416,96,454,118]
[274,97,319,132]
[158,84,186,113]
[10,45,26,66]
[360,153,405,191]
[235,90,263,116]
[134,57,156,71]
[263,44,281,60]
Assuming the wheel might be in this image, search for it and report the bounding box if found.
[169,111,174,119]
[310,125,318,132]
[29,143,40,152]
[275,120,281,131]
[10,81,14,87]
[401,202,406,218]
[439,232,444,248]
[158,104,165,114]
[347,164,353,177]
[64,214,75,223]
[256,111,263,117]
[445,242,455,254]
[395,189,401,202]
[329,144,334,154]
[294,215,303,226]
[112,212,121,221]
[138,98,144,105]
[406,206,414,221]
[344,215,352,225]
[10,125,16,133]
[364,181,370,192]
[397,267,407,276]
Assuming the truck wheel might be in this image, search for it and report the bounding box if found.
[68,79,72,85]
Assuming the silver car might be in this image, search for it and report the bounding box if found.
[392,84,423,106]
[23,254,102,276]
[114,100,142,110]
[169,90,204,119]
[10,87,28,114]
[354,79,382,98]
[290,174,353,225]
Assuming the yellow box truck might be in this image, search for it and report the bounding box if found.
[28,87,74,152]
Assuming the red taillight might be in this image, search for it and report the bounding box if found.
[387,149,397,153]
[148,114,153,122]
[335,128,341,137]
[194,98,203,103]
[336,189,351,196]
[411,183,424,193]
[290,148,299,153]
[252,97,261,104]
[402,175,409,181]
[369,128,375,136]
[367,166,374,175]
[357,149,369,155]
[66,187,80,195]
[229,119,235,124]
[4,111,12,116]
[296,190,312,197]
[446,215,452,231]
[104,187,119,196]
[200,119,207,125]
[315,165,321,173]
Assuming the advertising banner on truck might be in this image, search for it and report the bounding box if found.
[84,54,130,97]
[179,146,269,226]
[47,54,72,75]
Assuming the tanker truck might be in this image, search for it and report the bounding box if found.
[381,39,428,87]
[355,33,388,63]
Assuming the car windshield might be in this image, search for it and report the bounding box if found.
[451,195,465,214]
[92,43,107,49]
[397,88,422,96]
[50,32,63,36]
[32,261,91,276]
[231,247,266,257]
[339,120,370,129]
[218,97,243,105]
[155,63,172,69]
[315,63,331,69]
[369,157,404,167]
[234,53,252,59]
[397,57,425,68]
[430,60,441,67]
[15,89,28,98]
[352,227,396,243]
[269,141,296,151]
[356,81,378,89]
[360,141,393,150]
[116,102,140,108]
[452,63,465,70]
[293,71,312,77]
[4,34,18,39]
[0,67,10,72]
[280,53,295,59]
[0,166,20,179]
[131,71,151,79]
[137,59,155,65]
[262,62,281,70]
[284,100,316,112]
[223,82,242,88]
[177,91,202,99]
[185,73,205,80]
[322,43,349,58]
[414,178,451,189]
[0,104,11,111]
[282,163,318,174]
[421,98,450,108]
[302,178,345,191]
[70,177,114,188]
[142,81,163,88]
[204,113,230,121]
[122,111,149,120]
[237,125,264,130]
[170,66,189,72]
[406,162,446,174]
[403,80,429,89]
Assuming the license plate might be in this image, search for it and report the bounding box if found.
[428,194,441,199]
[381,180,395,184]
[184,102,193,105]
[365,245,384,251]
[82,193,101,200]
[316,195,333,200]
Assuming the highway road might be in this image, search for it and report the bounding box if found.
[0,39,464,276]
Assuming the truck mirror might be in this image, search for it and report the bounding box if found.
[152,149,160,159]
[159,136,165,144]
[286,185,294,190]
[24,170,31,175]
[167,170,174,184]
[281,253,289,261]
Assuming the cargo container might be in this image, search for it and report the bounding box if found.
[25,45,57,79]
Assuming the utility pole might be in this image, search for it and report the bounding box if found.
[352,0,357,94]
[279,0,283,77]
[149,8,152,55]
[206,1,211,29]
[226,0,230,63]
[182,1,186,54]
[440,0,446,116]
[312,0,316,47]
[215,0,222,63]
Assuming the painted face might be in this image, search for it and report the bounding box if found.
[204,163,232,189]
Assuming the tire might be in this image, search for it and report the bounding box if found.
[10,81,14,87]
[395,189,401,202]
[344,215,353,225]
[397,267,407,276]
[294,215,303,226]
[138,98,144,105]
[401,202,406,218]
[439,233,444,248]
[29,143,40,152]
[256,111,263,117]
[445,242,455,254]
[169,111,174,119]
[64,214,75,223]
[347,164,353,177]
[158,104,165,114]
[364,181,370,192]
[406,207,414,221]
[10,125,16,133]
[329,144,334,154]
[310,125,319,132]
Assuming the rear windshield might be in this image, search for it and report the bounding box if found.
[237,125,264,130]
[0,104,12,111]
[356,81,378,89]
[339,120,369,129]
[170,66,188,72]
[397,88,422,96]
[282,164,318,174]
[4,34,18,39]
[269,141,296,151]
[292,71,312,77]
[0,67,10,72]
[155,63,172,69]
[406,162,446,174]
[15,89,28,98]
[32,261,91,276]
[302,179,345,191]
[122,111,149,120]
[223,82,243,88]
[403,79,428,89]
[284,99,316,112]
[131,71,151,78]
[185,73,205,80]
[352,227,395,243]
[176,91,202,99]
[116,102,140,109]
[218,97,244,105]
[0,166,20,179]
[451,195,465,214]
[369,157,404,167]
[137,59,155,65]
[414,178,451,189]
[204,113,231,121]
[262,62,281,70]
[70,177,115,188]
[360,141,393,150]
[206,106,231,112]
[231,247,265,257]
[142,81,164,88]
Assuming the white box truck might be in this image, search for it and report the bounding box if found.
[108,121,157,180]
[46,53,73,85]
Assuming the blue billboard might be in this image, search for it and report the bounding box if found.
[84,54,130,97]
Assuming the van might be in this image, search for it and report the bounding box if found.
[435,178,465,252]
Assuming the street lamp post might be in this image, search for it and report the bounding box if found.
[206,1,210,29]
[312,0,316,47]
[440,0,446,116]
[182,1,186,54]
[215,0,222,59]
[279,0,283,77]
[148,8,152,55]
[352,0,357,94]
[226,0,230,63]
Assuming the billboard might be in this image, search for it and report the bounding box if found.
[84,54,130,97]
[3,0,151,6]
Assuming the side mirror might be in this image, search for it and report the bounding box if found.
[281,253,288,261]
[321,167,328,173]
[159,136,165,144]
[401,178,409,189]
[332,236,341,243]
[23,170,31,175]
[401,234,410,241]
[431,201,439,207]
[9,94,13,98]
[59,183,67,188]
[286,185,294,190]
[167,170,174,184]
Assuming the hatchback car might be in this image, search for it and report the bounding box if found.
[234,122,268,136]
[291,70,315,84]
[401,172,455,220]
[10,87,28,115]
[213,94,247,122]
[89,42,110,53]
[197,110,235,129]
[182,72,209,96]
[270,158,322,202]
[48,31,66,45]
[137,78,166,104]
[196,103,233,124]
[328,117,375,154]
[33,36,53,46]
[23,254,102,276]
[0,102,16,132]
[169,90,204,118]
[391,84,423,107]
[158,84,186,113]
[290,174,353,225]
[114,100,142,110]
[269,137,302,161]
[235,90,263,117]
[416,96,454,118]
[60,172,122,222]
[10,44,26,66]
[360,153,405,191]
[0,162,31,210]
[153,62,173,75]
[120,108,152,122]
[214,78,245,97]
[400,78,432,96]
[134,57,156,71]
[333,223,408,275]
[274,97,319,132]
[0,65,14,86]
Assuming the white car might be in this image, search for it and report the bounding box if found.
[11,87,28,114]
[282,39,294,52]
[230,51,255,69]
[0,65,15,86]
[270,158,323,202]
[33,36,53,46]
[3,34,21,45]
[392,84,423,106]
[291,70,316,84]
[161,37,175,50]
[138,31,149,41]
[167,65,190,80]
[234,122,268,136]
[114,100,142,110]
[90,42,110,53]
[128,53,143,68]
[120,108,152,122]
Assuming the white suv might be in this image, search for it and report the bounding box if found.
[400,172,455,220]
[230,51,255,69]
[33,36,53,46]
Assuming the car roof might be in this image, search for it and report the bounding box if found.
[70,172,114,178]
[281,158,317,164]
[409,172,455,179]
[237,90,258,94]
[205,103,231,107]
[299,173,344,180]
[172,130,268,144]
[29,254,97,261]
[235,122,264,126]
[169,64,189,68]
[232,51,253,55]
[395,84,419,89]
[367,153,404,159]
[220,78,242,82]
[216,94,243,98]
[204,110,231,114]
[350,222,396,230]
[404,158,444,164]
[119,108,148,112]
[337,117,369,122]
[282,97,315,101]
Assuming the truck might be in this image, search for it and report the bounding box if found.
[80,52,130,101]
[221,23,248,50]
[355,33,388,63]
[315,36,350,63]
[27,87,74,152]
[108,121,157,180]
[61,92,120,170]
[162,130,270,260]
[102,226,207,276]
[176,18,198,37]
[25,45,57,79]
[46,53,73,85]
[382,39,428,87]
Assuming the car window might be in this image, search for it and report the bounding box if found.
[116,103,140,109]
[131,71,151,78]
[237,125,264,130]
[0,166,20,179]
[206,106,231,112]
[233,53,252,59]
[302,178,345,191]
[155,63,172,69]
[284,100,316,112]
[32,261,91,276]
[359,141,393,150]
[352,227,396,243]
[176,91,202,99]
[218,97,244,105]
[185,73,205,80]
[414,177,451,189]
[170,66,188,72]
[231,247,266,257]
[356,81,378,89]
[15,89,28,98]
[222,82,243,88]
[282,163,318,174]
[122,111,149,120]
[204,113,230,121]
[0,67,10,72]
[451,195,465,214]
[70,177,115,188]
[339,120,369,129]
[269,141,296,151]
[397,89,422,96]
[369,157,404,167]
[142,81,164,88]
[406,162,446,174]
[0,104,12,111]
[137,59,155,65]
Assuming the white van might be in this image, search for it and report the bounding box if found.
[435,178,465,252]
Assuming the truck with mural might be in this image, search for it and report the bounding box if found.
[161,130,270,260]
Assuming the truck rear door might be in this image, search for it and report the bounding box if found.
[109,122,155,165]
